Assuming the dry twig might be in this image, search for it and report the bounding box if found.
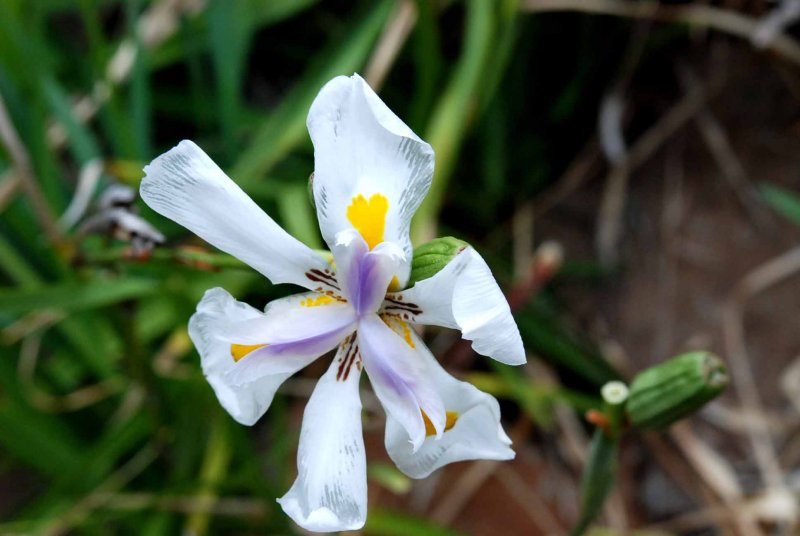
[47,0,205,150]
[520,0,800,66]
[429,418,532,525]
[676,64,770,227]
[364,0,418,90]
[0,93,63,243]
[723,246,800,491]
[596,71,725,265]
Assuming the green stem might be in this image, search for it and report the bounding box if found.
[84,246,249,270]
[569,382,628,535]
[83,245,333,270]
[569,428,619,536]
[182,416,231,536]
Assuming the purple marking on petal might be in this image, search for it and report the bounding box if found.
[332,231,405,316]
[247,326,351,358]
[357,314,444,447]
[350,256,365,312]
[226,320,357,385]
[356,253,386,315]
[357,244,405,315]
[367,346,414,396]
[332,230,368,308]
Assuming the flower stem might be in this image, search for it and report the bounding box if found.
[568,381,628,536]
[183,415,231,536]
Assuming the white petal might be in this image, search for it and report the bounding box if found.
[358,314,445,451]
[188,288,292,425]
[224,293,357,386]
[393,247,526,365]
[307,74,434,283]
[141,140,331,291]
[385,330,514,479]
[278,342,367,532]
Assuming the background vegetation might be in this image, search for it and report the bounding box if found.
[1,0,799,534]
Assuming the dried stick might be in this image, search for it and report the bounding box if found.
[364,0,418,90]
[0,93,63,243]
[428,417,532,525]
[657,426,764,536]
[519,0,800,66]
[596,70,725,265]
[46,0,205,150]
[496,463,566,534]
[643,434,741,534]
[723,246,800,489]
[531,137,601,220]
[676,64,770,227]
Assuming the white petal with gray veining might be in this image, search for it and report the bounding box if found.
[308,74,434,286]
[141,140,330,290]
[278,344,367,532]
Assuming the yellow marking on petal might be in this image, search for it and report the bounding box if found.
[381,316,415,348]
[388,275,401,291]
[422,410,459,437]
[399,321,415,348]
[346,193,389,250]
[230,343,266,362]
[299,294,335,307]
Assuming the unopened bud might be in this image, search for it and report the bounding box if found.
[626,351,728,430]
[407,237,469,288]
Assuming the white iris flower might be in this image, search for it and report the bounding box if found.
[140,74,526,532]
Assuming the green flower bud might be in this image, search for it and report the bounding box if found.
[626,351,728,431]
[407,236,469,288]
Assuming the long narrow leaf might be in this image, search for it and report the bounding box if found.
[0,278,158,315]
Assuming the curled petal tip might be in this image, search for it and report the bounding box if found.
[278,498,365,533]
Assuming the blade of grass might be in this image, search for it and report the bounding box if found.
[477,0,522,114]
[0,233,41,288]
[208,0,252,160]
[759,182,800,226]
[231,0,393,187]
[277,182,323,249]
[364,509,464,536]
[127,0,152,160]
[0,359,84,477]
[41,77,102,164]
[408,0,443,130]
[0,277,158,315]
[182,415,231,535]
[412,0,496,242]
[149,0,321,70]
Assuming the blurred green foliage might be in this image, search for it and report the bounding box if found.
[0,0,641,532]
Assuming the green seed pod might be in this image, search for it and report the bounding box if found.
[407,236,469,288]
[626,351,728,431]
